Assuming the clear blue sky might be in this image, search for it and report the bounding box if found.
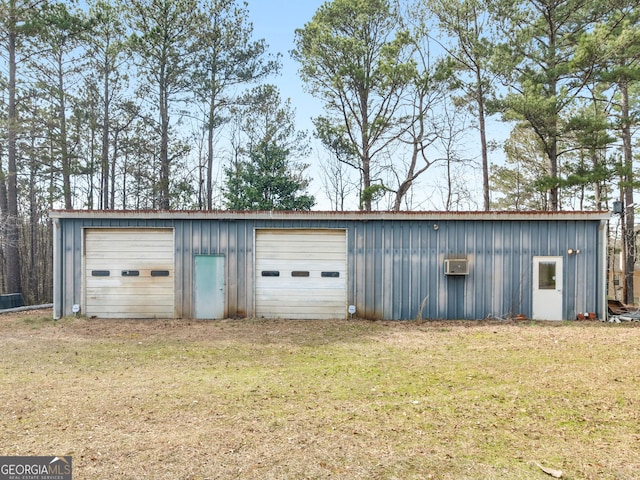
[247,1,326,128]
[248,1,334,207]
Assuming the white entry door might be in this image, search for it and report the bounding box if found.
[532,256,563,320]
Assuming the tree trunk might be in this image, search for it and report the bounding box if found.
[6,1,22,294]
[110,129,119,209]
[101,52,110,210]
[361,156,372,211]
[547,24,559,212]
[57,50,72,209]
[0,142,8,293]
[620,80,635,305]
[592,149,602,210]
[28,141,38,303]
[205,66,217,210]
[548,137,559,211]
[547,71,559,212]
[476,73,490,211]
[158,66,170,210]
[206,105,214,210]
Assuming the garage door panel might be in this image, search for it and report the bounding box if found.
[84,228,175,319]
[255,229,347,319]
[86,248,173,259]
[85,231,173,242]
[255,307,345,321]
[256,251,345,259]
[256,241,345,252]
[85,273,173,285]
[85,249,174,258]
[85,285,175,295]
[86,305,174,317]
[257,288,346,299]
[257,305,344,314]
[258,308,344,316]
[86,295,173,313]
[256,268,344,275]
[86,263,173,272]
[257,282,345,291]
[86,254,172,264]
[257,255,345,264]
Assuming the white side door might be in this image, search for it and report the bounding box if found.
[532,256,563,320]
[194,255,225,319]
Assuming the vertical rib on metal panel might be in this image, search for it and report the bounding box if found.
[233,221,242,318]
[224,222,235,316]
[352,223,363,317]
[409,223,420,319]
[232,221,246,319]
[382,222,392,319]
[402,222,413,319]
[366,221,375,318]
[179,221,190,318]
[429,222,440,319]
[371,222,381,319]
[564,220,601,320]
[243,221,253,318]
[407,222,420,320]
[174,222,186,318]
[52,218,62,319]
[507,220,517,318]
[70,219,82,317]
[169,222,181,318]
[476,222,489,318]
[347,227,355,314]
[352,221,382,320]
[443,221,464,319]
[520,221,531,317]
[598,220,607,320]
[391,223,400,319]
[239,220,249,318]
[420,221,437,320]
[565,221,576,318]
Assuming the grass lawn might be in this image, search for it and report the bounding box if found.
[1,309,639,479]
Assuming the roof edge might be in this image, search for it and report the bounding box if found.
[49,209,612,221]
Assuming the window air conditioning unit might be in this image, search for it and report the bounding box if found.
[444,258,469,275]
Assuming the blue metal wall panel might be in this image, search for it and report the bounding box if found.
[55,215,605,321]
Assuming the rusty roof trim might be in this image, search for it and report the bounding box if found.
[49,209,612,221]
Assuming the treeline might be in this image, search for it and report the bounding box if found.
[1,0,639,304]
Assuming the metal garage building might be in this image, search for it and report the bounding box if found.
[51,210,610,321]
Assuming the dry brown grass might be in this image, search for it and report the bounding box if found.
[1,309,640,479]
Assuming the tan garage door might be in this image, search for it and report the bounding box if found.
[255,229,347,319]
[84,228,174,318]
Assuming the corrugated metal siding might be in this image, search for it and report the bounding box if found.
[175,220,254,319]
[54,215,605,320]
[347,219,602,320]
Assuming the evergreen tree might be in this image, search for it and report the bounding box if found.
[492,0,607,211]
[224,141,314,211]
